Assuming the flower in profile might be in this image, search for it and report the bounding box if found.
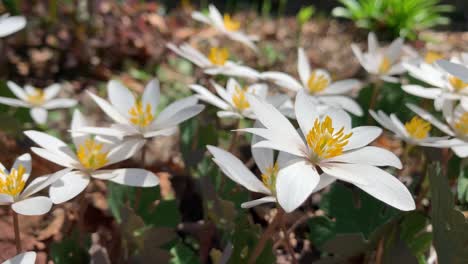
[369,109,450,147]
[0,14,26,38]
[0,153,71,215]
[262,48,363,116]
[190,78,287,119]
[24,110,158,204]
[407,102,468,158]
[351,32,405,82]
[167,43,261,80]
[191,4,259,51]
[239,92,415,212]
[77,79,204,150]
[0,81,77,124]
[2,251,36,264]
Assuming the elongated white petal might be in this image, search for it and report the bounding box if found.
[153,96,199,127]
[241,196,276,208]
[327,108,352,131]
[437,60,468,83]
[298,48,311,86]
[386,37,403,62]
[402,85,441,99]
[92,169,159,187]
[190,84,230,110]
[0,97,29,107]
[153,105,204,129]
[71,109,90,147]
[452,144,468,158]
[30,107,47,124]
[2,251,36,264]
[368,32,379,55]
[21,168,72,198]
[276,160,320,213]
[72,126,129,138]
[42,98,77,109]
[191,11,211,24]
[24,130,78,161]
[167,43,210,67]
[49,171,90,204]
[406,103,454,136]
[108,80,135,117]
[0,15,26,37]
[208,4,224,29]
[217,111,242,119]
[403,63,445,88]
[323,79,361,95]
[6,81,27,100]
[260,71,303,91]
[142,79,160,115]
[326,146,402,169]
[30,147,77,168]
[319,95,363,116]
[43,83,61,100]
[242,128,305,157]
[295,90,320,136]
[344,126,382,151]
[369,110,399,135]
[313,173,337,193]
[320,163,369,186]
[12,153,31,183]
[251,132,274,175]
[12,196,52,215]
[87,91,129,124]
[0,194,13,205]
[144,127,177,138]
[106,138,146,166]
[207,145,271,194]
[225,31,258,52]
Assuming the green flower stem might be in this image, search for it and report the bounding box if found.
[134,144,147,208]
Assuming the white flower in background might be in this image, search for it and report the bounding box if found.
[407,102,468,158]
[191,4,259,51]
[351,32,405,82]
[262,48,363,116]
[24,110,159,204]
[239,92,415,212]
[0,14,26,38]
[76,79,204,150]
[0,153,71,215]
[402,57,468,111]
[190,78,287,119]
[2,251,36,264]
[167,43,261,80]
[369,109,450,147]
[0,81,77,124]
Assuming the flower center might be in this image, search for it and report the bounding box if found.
[454,112,468,136]
[307,71,330,94]
[26,88,45,105]
[128,100,155,128]
[232,86,250,111]
[448,76,468,92]
[261,163,279,193]
[208,47,229,66]
[77,138,109,170]
[223,14,240,31]
[306,116,353,161]
[0,165,26,197]
[404,116,431,140]
[378,56,392,74]
[424,51,443,64]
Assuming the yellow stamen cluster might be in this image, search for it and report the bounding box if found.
[232,86,250,111]
[261,163,279,193]
[77,139,109,170]
[306,116,353,160]
[307,71,330,94]
[424,51,443,64]
[0,165,26,197]
[448,76,468,92]
[404,116,431,140]
[454,112,468,136]
[26,88,45,105]
[378,56,392,74]
[223,14,240,31]
[208,47,229,66]
[129,100,155,128]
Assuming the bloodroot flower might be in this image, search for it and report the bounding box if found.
[240,92,415,212]
[0,81,77,124]
[0,153,71,215]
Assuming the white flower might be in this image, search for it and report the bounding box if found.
[262,48,363,116]
[2,251,36,264]
[239,92,415,212]
[0,81,77,124]
[167,43,261,80]
[24,110,159,204]
[0,153,71,215]
[0,14,26,38]
[77,79,204,150]
[190,78,287,119]
[406,102,468,158]
[402,57,468,111]
[369,109,450,147]
[191,4,259,51]
[351,32,405,82]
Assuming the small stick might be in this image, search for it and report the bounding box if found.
[12,210,22,253]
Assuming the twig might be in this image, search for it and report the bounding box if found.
[12,210,21,254]
[134,144,147,208]
[375,236,384,264]
[281,218,297,264]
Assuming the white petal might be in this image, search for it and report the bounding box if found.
[437,60,468,83]
[298,47,311,86]
[24,130,78,162]
[251,131,274,174]
[87,91,130,124]
[242,127,305,157]
[92,169,159,187]
[386,37,403,62]
[0,15,26,37]
[2,251,36,264]
[402,85,441,99]
[190,84,230,110]
[107,80,135,117]
[344,126,382,151]
[30,147,77,168]
[71,109,90,147]
[43,83,61,100]
[106,138,146,166]
[72,126,129,139]
[324,79,361,95]
[313,173,337,193]
[191,11,211,24]
[260,71,303,91]
[167,43,210,67]
[12,153,31,183]
[12,196,52,216]
[208,4,224,29]
[406,103,454,136]
[153,96,200,128]
[42,98,77,109]
[49,171,90,204]
[144,127,177,138]
[327,108,352,131]
[6,81,27,100]
[319,96,363,116]
[369,110,400,135]
[30,107,47,124]
[295,90,320,136]
[207,145,271,194]
[0,194,13,205]
[320,163,369,186]
[368,32,379,54]
[241,196,276,208]
[142,79,160,116]
[225,31,258,52]
[21,168,72,198]
[0,97,29,107]
[452,144,468,158]
[217,111,242,119]
[326,146,402,169]
[276,160,320,213]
